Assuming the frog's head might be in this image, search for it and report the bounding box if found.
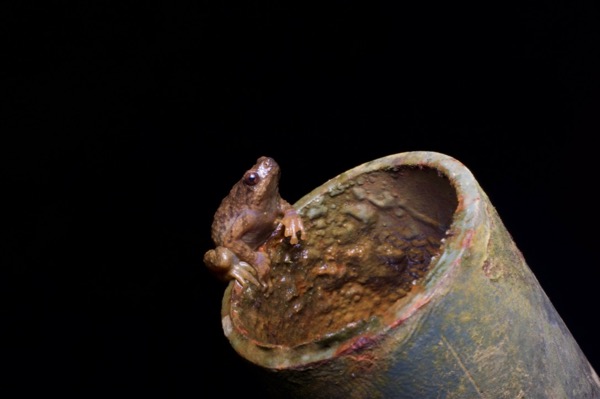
[243,156,281,205]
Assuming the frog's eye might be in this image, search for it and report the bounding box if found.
[244,172,260,186]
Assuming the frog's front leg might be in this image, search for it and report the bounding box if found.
[279,203,306,245]
[203,246,261,288]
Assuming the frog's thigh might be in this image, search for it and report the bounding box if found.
[204,246,235,271]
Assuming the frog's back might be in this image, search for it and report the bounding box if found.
[210,193,239,245]
[209,156,282,247]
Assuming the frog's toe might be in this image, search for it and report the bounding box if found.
[230,261,261,288]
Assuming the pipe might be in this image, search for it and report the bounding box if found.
[220,151,600,398]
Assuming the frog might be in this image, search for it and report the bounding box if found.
[203,156,306,290]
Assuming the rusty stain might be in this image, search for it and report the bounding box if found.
[345,352,380,376]
[335,335,379,357]
[461,229,475,248]
[229,166,457,347]
[482,259,503,281]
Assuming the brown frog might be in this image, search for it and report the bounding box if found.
[203,156,306,289]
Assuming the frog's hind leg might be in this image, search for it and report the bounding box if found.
[204,247,260,288]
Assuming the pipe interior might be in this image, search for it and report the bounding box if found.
[231,165,458,347]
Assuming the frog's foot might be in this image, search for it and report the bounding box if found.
[204,247,265,289]
[228,261,261,289]
[280,208,306,245]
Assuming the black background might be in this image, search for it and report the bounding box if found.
[4,1,599,397]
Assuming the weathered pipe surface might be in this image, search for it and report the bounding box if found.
[221,152,600,398]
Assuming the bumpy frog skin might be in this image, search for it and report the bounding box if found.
[203,156,306,289]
